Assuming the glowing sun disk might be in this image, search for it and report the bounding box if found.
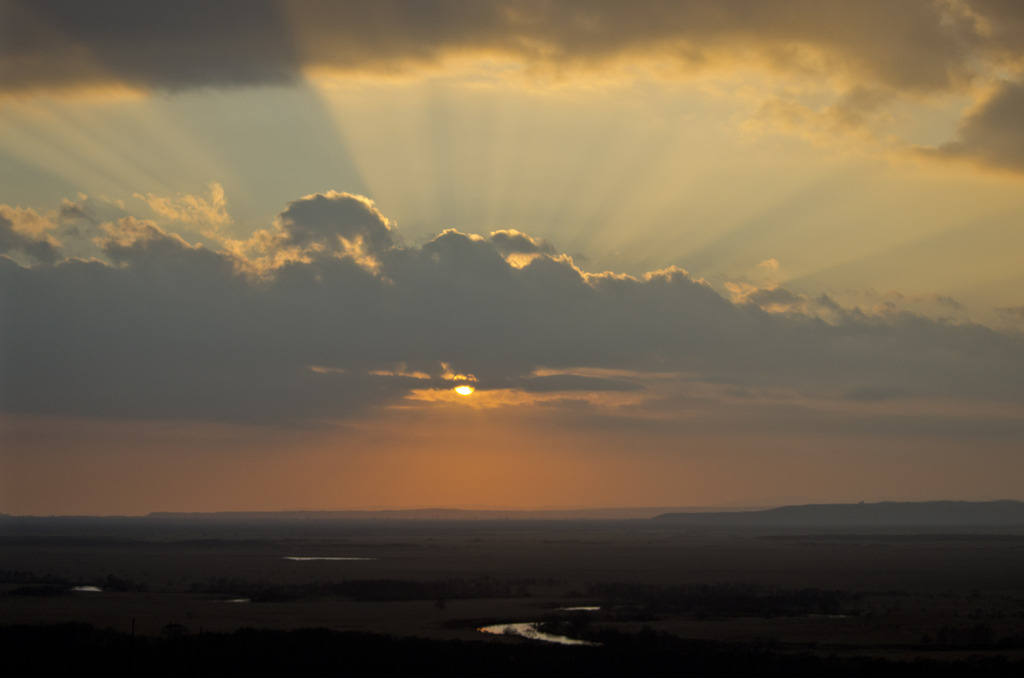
[454,385,475,396]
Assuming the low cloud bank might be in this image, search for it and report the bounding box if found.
[2,190,1023,424]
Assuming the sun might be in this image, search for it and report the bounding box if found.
[454,385,475,396]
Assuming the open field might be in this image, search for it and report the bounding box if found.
[3,517,1024,666]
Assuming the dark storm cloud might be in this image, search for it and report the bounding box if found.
[0,0,299,92]
[2,191,1024,424]
[0,0,999,95]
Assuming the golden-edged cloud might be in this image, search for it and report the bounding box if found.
[3,189,1024,433]
[0,205,61,263]
[1,1,984,93]
[134,182,232,233]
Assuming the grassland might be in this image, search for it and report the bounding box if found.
[3,516,1024,674]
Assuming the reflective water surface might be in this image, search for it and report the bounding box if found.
[478,622,599,646]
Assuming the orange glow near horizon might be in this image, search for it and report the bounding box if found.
[3,410,1024,515]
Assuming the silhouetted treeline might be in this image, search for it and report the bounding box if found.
[1,570,71,585]
[921,624,1024,650]
[654,500,1024,528]
[3,623,1023,678]
[189,575,548,602]
[586,582,855,617]
[7,585,69,597]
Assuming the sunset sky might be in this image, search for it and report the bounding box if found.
[2,0,1024,515]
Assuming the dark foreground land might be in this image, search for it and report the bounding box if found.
[2,508,1024,675]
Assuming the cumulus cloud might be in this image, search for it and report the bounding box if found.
[275,191,393,255]
[488,229,555,268]
[2,190,1024,425]
[0,206,60,263]
[220,192,397,273]
[489,229,554,255]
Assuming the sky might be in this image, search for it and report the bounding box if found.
[2,0,1024,515]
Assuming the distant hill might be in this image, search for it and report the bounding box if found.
[5,501,1023,527]
[0,506,751,528]
[143,507,724,521]
[653,500,1024,528]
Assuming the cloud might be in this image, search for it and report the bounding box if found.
[967,0,1024,58]
[488,230,556,269]
[512,373,643,394]
[0,0,300,94]
[0,0,994,96]
[270,191,394,262]
[727,282,976,326]
[744,85,898,149]
[930,80,1024,172]
[842,386,911,403]
[10,1,1024,176]
[996,304,1024,331]
[726,283,810,315]
[58,195,96,224]
[2,190,1024,426]
[134,182,232,233]
[0,206,60,263]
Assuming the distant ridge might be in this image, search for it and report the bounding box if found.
[142,507,726,521]
[4,501,1022,525]
[653,500,1024,527]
